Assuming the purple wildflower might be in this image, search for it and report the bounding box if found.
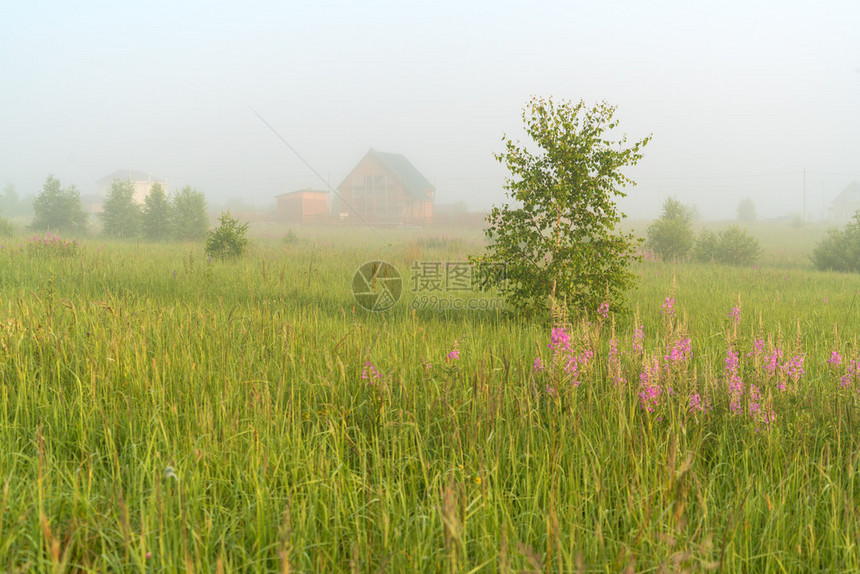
[661,297,675,318]
[549,327,571,354]
[361,361,382,381]
[597,302,610,320]
[729,306,740,326]
[664,337,692,364]
[689,392,710,413]
[632,325,644,355]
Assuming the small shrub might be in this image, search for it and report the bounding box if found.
[205,212,249,260]
[812,212,860,272]
[691,229,718,263]
[0,216,14,238]
[715,225,760,265]
[646,197,695,261]
[692,226,760,266]
[283,229,299,245]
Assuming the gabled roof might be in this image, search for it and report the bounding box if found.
[370,150,434,201]
[831,181,860,211]
[97,170,166,184]
[342,149,434,201]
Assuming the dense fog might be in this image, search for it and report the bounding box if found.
[1,0,858,221]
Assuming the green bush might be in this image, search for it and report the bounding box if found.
[205,211,249,260]
[812,213,860,272]
[0,216,14,237]
[716,226,760,265]
[691,229,718,263]
[692,226,760,266]
[646,197,694,261]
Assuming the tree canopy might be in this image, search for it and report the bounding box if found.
[30,175,88,235]
[100,179,141,238]
[472,97,650,316]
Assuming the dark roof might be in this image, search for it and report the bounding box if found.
[276,188,329,198]
[348,149,434,201]
[97,170,166,184]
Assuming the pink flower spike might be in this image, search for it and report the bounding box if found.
[597,301,610,320]
[729,306,740,326]
[632,325,644,355]
[661,297,675,318]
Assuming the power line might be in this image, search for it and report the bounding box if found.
[249,107,389,246]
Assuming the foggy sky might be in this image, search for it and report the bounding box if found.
[2,0,858,220]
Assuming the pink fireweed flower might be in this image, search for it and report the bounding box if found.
[549,327,571,354]
[632,325,645,355]
[781,354,805,384]
[765,348,783,376]
[447,349,460,361]
[661,297,675,318]
[838,358,860,390]
[828,350,842,367]
[597,302,610,320]
[724,348,740,375]
[748,384,762,416]
[638,358,662,412]
[664,337,692,364]
[608,338,625,385]
[728,379,744,415]
[688,392,710,413]
[724,347,744,415]
[729,306,740,326]
[533,357,544,373]
[746,339,766,359]
[361,361,382,381]
[564,349,594,387]
[639,382,662,413]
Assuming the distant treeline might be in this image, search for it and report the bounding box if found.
[0,176,210,241]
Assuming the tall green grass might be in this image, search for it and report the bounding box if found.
[0,229,857,572]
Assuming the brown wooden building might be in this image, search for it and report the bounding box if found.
[276,189,329,224]
[334,149,434,225]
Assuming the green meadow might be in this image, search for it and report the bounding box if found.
[0,222,859,572]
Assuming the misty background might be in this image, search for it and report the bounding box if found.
[1,0,857,221]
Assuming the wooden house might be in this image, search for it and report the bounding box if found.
[829,181,860,223]
[334,149,434,225]
[276,189,329,224]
